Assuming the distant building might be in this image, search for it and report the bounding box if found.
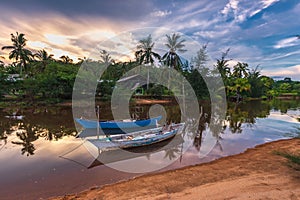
[116,74,147,94]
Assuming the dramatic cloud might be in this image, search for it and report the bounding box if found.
[0,0,299,79]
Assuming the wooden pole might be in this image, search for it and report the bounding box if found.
[97,105,100,140]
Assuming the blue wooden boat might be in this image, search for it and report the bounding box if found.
[86,123,183,151]
[75,116,162,129]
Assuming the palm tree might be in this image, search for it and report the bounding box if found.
[35,49,53,62]
[161,33,187,91]
[99,49,114,66]
[214,48,231,80]
[59,55,73,64]
[34,49,54,71]
[161,33,187,70]
[135,34,161,64]
[135,35,161,89]
[232,62,249,78]
[1,32,33,75]
[0,56,4,67]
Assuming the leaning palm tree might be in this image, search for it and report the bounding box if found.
[135,34,161,89]
[161,33,187,70]
[2,32,33,75]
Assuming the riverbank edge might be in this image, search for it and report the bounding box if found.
[49,138,300,200]
[1,94,300,108]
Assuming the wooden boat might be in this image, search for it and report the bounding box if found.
[75,116,162,129]
[87,133,184,169]
[86,123,183,151]
[77,127,162,137]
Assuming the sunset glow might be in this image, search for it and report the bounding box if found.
[0,0,299,78]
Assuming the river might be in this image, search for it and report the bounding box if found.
[0,99,299,200]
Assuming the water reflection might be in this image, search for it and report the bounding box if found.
[0,107,77,156]
[0,99,300,158]
[0,100,300,199]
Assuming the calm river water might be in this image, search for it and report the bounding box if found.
[0,100,299,200]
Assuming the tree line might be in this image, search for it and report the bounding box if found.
[0,32,299,103]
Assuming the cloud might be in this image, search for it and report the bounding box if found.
[0,0,299,79]
[0,10,139,63]
[262,0,280,8]
[0,0,155,21]
[262,64,300,80]
[274,36,300,49]
[220,0,280,23]
[150,10,172,17]
[194,29,230,39]
[221,0,239,16]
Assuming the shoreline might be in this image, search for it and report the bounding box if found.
[50,138,300,200]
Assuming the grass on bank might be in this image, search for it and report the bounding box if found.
[274,150,300,170]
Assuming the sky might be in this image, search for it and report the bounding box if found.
[0,0,299,79]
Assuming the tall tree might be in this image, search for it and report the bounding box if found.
[188,44,210,99]
[135,34,161,64]
[135,34,161,89]
[99,49,114,80]
[162,33,187,70]
[99,49,114,66]
[1,32,33,75]
[191,44,209,74]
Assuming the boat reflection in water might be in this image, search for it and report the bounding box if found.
[86,132,185,169]
[77,122,188,171]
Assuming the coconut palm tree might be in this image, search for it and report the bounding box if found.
[34,49,54,71]
[35,49,53,62]
[135,35,161,89]
[135,34,161,64]
[161,33,187,70]
[1,32,33,75]
[232,62,249,78]
[214,48,231,80]
[59,55,73,64]
[161,33,187,91]
[0,56,4,67]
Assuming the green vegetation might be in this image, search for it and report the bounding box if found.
[274,150,300,170]
[0,32,300,105]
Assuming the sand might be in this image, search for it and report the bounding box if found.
[50,138,300,200]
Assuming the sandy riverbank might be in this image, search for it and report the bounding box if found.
[50,138,300,200]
